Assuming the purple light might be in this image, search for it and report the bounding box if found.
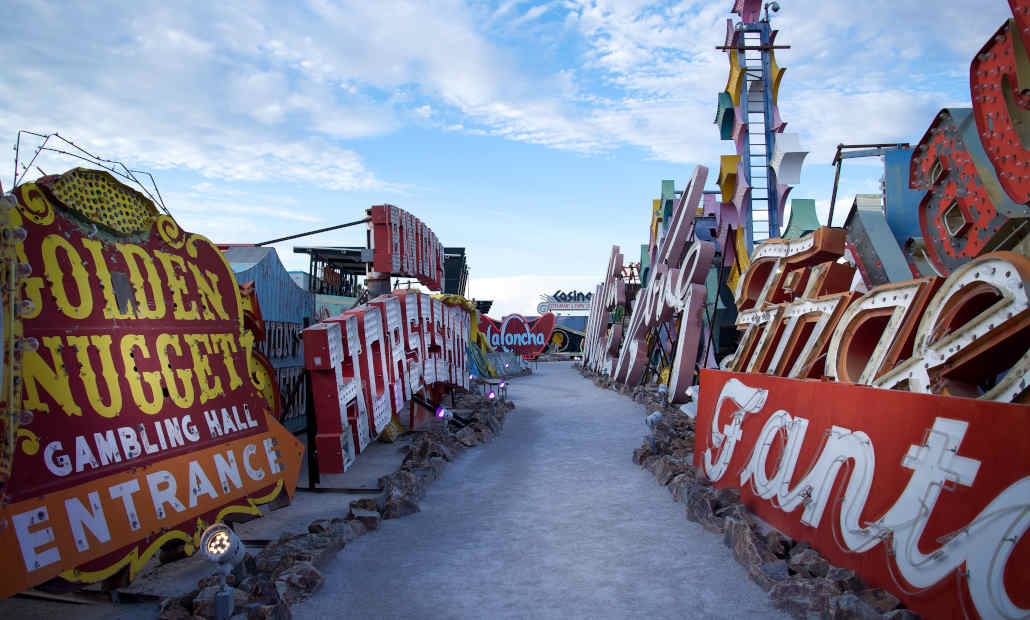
[468,373,474,380]
[435,407,445,418]
[487,390,496,401]
[499,382,505,388]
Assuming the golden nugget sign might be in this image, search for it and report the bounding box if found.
[0,169,302,597]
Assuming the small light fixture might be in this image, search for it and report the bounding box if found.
[0,193,17,210]
[498,381,505,388]
[200,523,244,567]
[435,406,453,419]
[200,523,244,620]
[19,298,35,317]
[15,337,39,353]
[487,390,496,401]
[3,227,27,243]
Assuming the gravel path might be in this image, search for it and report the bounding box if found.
[294,361,787,620]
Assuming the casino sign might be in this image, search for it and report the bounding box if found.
[0,169,303,598]
[536,290,592,314]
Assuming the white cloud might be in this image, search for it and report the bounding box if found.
[0,0,1011,196]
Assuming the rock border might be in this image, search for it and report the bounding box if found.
[158,389,516,620]
[577,365,921,620]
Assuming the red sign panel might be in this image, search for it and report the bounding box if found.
[478,313,556,359]
[695,370,1030,620]
[303,293,471,473]
[369,204,445,290]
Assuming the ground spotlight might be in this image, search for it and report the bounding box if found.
[200,523,245,620]
[201,523,244,567]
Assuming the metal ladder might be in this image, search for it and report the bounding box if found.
[742,29,770,244]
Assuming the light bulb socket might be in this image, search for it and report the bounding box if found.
[14,263,31,278]
[18,410,33,425]
[15,337,39,353]
[0,193,16,210]
[3,227,27,243]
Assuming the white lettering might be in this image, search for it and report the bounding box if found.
[12,507,60,571]
[203,410,222,437]
[73,435,100,473]
[117,426,142,459]
[214,450,243,493]
[164,417,185,448]
[139,424,160,455]
[243,404,257,428]
[703,378,768,481]
[146,470,186,520]
[92,430,122,466]
[182,415,200,442]
[64,491,111,552]
[243,444,265,481]
[109,479,142,531]
[44,441,72,477]
[263,437,283,475]
[220,408,238,434]
[186,460,218,508]
[706,377,1030,618]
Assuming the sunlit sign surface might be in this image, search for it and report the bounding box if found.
[697,370,1030,620]
[0,170,302,598]
[370,204,444,290]
[304,292,472,473]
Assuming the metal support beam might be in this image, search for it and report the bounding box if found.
[828,157,843,227]
[828,142,911,226]
[256,217,371,246]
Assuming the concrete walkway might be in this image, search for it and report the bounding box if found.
[295,361,787,620]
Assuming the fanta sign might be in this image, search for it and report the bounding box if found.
[478,313,555,358]
[696,370,1030,620]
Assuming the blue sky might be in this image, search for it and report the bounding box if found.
[0,0,1011,316]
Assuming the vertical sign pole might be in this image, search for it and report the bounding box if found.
[304,369,320,490]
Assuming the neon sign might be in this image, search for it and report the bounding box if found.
[0,169,302,598]
[697,371,1030,619]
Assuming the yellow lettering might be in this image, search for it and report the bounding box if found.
[184,334,222,404]
[187,264,229,321]
[22,336,82,416]
[210,333,243,391]
[42,234,93,320]
[116,244,166,320]
[239,329,263,391]
[66,335,123,418]
[155,251,200,320]
[120,335,163,415]
[81,238,133,320]
[156,333,195,409]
